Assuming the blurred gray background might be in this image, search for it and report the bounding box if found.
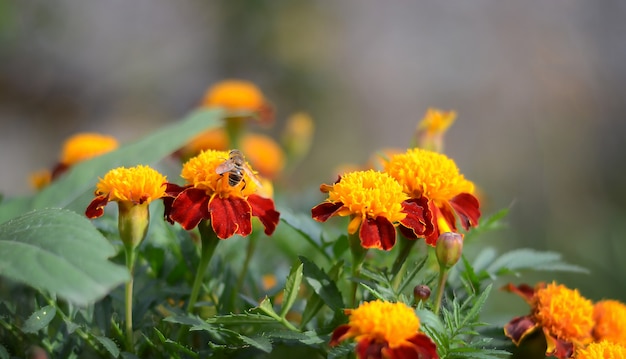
[1,1,626,319]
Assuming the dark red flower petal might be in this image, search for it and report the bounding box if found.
[504,315,539,345]
[360,216,396,250]
[386,333,439,359]
[502,283,536,304]
[356,338,386,359]
[168,188,210,230]
[311,202,344,222]
[329,324,351,347]
[209,196,252,239]
[85,195,110,219]
[545,332,574,359]
[424,201,443,246]
[449,193,481,230]
[400,198,434,239]
[162,183,192,224]
[248,194,280,235]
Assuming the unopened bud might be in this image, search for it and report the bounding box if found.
[435,232,463,269]
[414,284,431,303]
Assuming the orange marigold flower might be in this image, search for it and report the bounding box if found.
[330,300,438,359]
[29,169,52,190]
[384,148,480,246]
[574,340,626,359]
[414,108,456,152]
[85,165,167,218]
[503,282,594,359]
[593,300,626,344]
[241,133,286,180]
[163,149,280,239]
[311,170,429,251]
[201,80,273,124]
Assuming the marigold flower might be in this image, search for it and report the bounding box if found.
[201,80,273,124]
[241,133,286,180]
[574,340,626,359]
[29,169,52,190]
[330,300,438,359]
[503,282,594,359]
[384,148,480,246]
[414,108,456,152]
[163,149,280,239]
[86,165,167,219]
[593,300,626,344]
[311,170,429,251]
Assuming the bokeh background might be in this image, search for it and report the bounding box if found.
[2,0,626,325]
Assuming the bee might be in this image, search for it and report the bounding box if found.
[215,149,262,190]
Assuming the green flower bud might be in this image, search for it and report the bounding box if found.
[435,232,463,269]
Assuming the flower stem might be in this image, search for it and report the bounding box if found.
[186,221,220,313]
[348,231,367,307]
[124,245,137,353]
[235,231,258,299]
[434,266,449,315]
[391,238,417,290]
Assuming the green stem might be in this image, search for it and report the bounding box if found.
[235,232,258,299]
[434,266,449,315]
[348,231,367,307]
[124,245,137,353]
[391,238,417,290]
[186,221,220,313]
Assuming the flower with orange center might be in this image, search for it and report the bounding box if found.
[163,149,279,239]
[574,341,626,359]
[86,165,166,219]
[384,148,480,246]
[593,300,626,344]
[311,170,429,251]
[201,80,273,124]
[330,300,438,359]
[503,282,594,359]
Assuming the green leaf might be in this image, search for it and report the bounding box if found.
[299,256,344,311]
[279,210,330,262]
[280,263,303,318]
[0,108,223,222]
[95,336,120,358]
[264,330,325,345]
[300,260,343,327]
[22,305,56,333]
[0,345,8,359]
[0,209,130,305]
[486,249,588,275]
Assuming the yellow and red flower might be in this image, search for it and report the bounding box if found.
[384,148,480,246]
[574,340,626,359]
[592,300,626,345]
[163,149,279,239]
[54,133,119,179]
[330,300,438,359]
[201,79,274,124]
[85,165,167,219]
[503,282,594,359]
[311,170,430,251]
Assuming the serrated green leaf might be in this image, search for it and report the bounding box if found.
[237,334,272,353]
[280,263,303,318]
[22,305,56,333]
[359,282,393,301]
[0,108,223,223]
[258,296,279,318]
[0,209,129,305]
[204,313,278,326]
[487,249,588,275]
[95,336,120,358]
[300,260,343,328]
[299,256,344,311]
[264,330,325,345]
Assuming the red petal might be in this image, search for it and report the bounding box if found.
[168,188,210,230]
[360,216,396,250]
[449,193,481,230]
[386,333,439,359]
[356,338,386,359]
[329,324,351,347]
[504,316,539,345]
[85,195,109,219]
[248,194,280,235]
[209,196,252,239]
[311,202,344,222]
[502,283,536,304]
[424,201,442,246]
[400,198,434,238]
[545,330,574,359]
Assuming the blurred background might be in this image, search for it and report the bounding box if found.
[1,0,626,324]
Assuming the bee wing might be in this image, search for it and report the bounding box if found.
[242,164,263,188]
[215,160,236,175]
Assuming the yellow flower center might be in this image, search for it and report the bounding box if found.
[417,108,457,135]
[60,133,118,165]
[593,300,626,344]
[574,341,626,359]
[327,170,407,224]
[532,282,594,343]
[346,300,420,348]
[202,80,265,111]
[385,148,474,203]
[96,165,166,204]
[181,149,258,198]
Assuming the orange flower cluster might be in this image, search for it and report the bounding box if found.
[503,281,626,358]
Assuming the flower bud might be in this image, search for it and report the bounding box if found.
[414,284,431,302]
[435,232,463,269]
